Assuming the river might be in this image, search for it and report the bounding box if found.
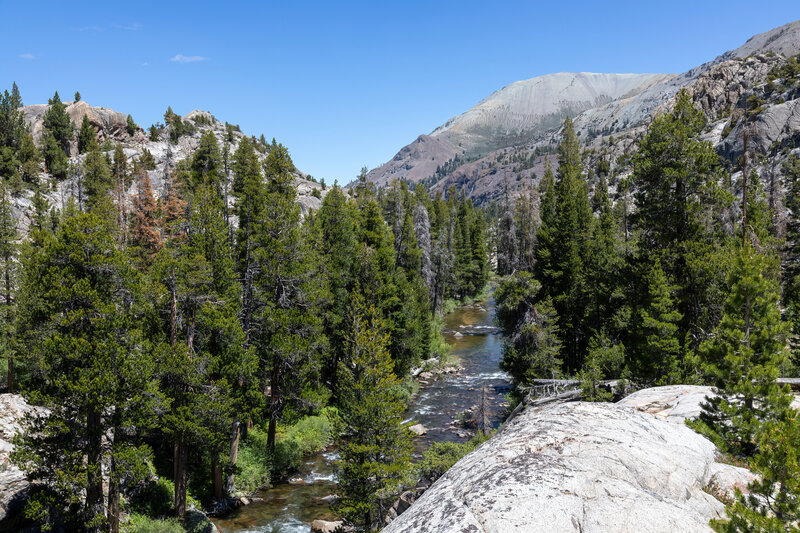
[213,294,510,533]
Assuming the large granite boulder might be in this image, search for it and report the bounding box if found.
[383,386,752,533]
[0,394,45,529]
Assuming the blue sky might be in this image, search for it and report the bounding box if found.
[1,1,798,182]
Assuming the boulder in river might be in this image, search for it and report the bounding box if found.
[383,386,754,533]
[311,519,344,533]
[408,424,427,436]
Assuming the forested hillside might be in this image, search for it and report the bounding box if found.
[0,84,489,532]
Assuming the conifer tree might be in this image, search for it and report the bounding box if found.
[497,272,562,384]
[0,182,17,392]
[250,143,327,451]
[317,186,360,394]
[335,292,412,530]
[695,246,792,456]
[12,211,158,531]
[632,89,723,349]
[636,260,683,384]
[535,117,593,372]
[42,91,73,156]
[710,412,800,531]
[130,169,161,263]
[497,184,518,276]
[77,115,97,154]
[782,154,800,369]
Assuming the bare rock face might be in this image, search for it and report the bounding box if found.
[0,394,46,527]
[22,100,140,151]
[383,386,751,533]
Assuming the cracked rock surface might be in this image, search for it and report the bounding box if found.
[384,386,751,533]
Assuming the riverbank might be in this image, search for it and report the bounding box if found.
[213,293,510,533]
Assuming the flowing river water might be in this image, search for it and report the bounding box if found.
[213,295,510,533]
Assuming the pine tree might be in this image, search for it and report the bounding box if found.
[77,115,97,154]
[335,292,412,530]
[782,154,800,370]
[695,246,792,456]
[632,89,723,349]
[42,91,73,156]
[497,272,562,384]
[636,260,683,384]
[710,412,800,531]
[579,330,624,402]
[126,114,136,136]
[497,183,518,276]
[250,143,327,452]
[130,169,162,263]
[317,186,360,395]
[12,212,159,531]
[535,117,593,372]
[0,182,17,392]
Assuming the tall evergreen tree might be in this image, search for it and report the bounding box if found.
[77,115,97,154]
[695,247,792,456]
[535,117,593,372]
[335,293,412,530]
[632,89,723,350]
[0,183,17,392]
[12,212,158,531]
[250,143,327,451]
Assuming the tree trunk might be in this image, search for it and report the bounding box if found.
[212,455,224,501]
[267,364,280,453]
[6,355,12,394]
[86,407,104,533]
[169,273,178,348]
[174,440,188,524]
[108,453,120,533]
[225,421,241,494]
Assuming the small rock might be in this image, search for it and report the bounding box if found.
[239,496,250,506]
[311,519,344,533]
[288,477,306,485]
[418,372,434,381]
[453,332,463,338]
[409,424,428,436]
[314,494,340,504]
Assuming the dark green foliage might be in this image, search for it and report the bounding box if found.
[710,412,800,532]
[417,432,492,483]
[126,114,137,136]
[783,155,800,370]
[694,247,792,456]
[42,91,73,156]
[635,260,683,384]
[534,117,593,372]
[497,272,562,384]
[0,182,17,391]
[164,107,195,143]
[632,89,723,353]
[77,115,97,154]
[578,330,625,402]
[12,212,159,531]
[73,91,80,102]
[334,293,412,530]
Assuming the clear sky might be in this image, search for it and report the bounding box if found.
[1,1,798,182]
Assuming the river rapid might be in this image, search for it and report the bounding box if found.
[213,295,510,533]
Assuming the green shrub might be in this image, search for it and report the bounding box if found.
[128,476,201,518]
[417,432,492,483]
[236,427,272,494]
[237,409,337,493]
[123,513,184,533]
[273,408,335,474]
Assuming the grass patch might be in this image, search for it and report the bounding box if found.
[123,514,184,533]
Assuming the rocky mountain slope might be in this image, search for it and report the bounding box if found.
[9,101,325,235]
[383,385,754,533]
[367,19,800,205]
